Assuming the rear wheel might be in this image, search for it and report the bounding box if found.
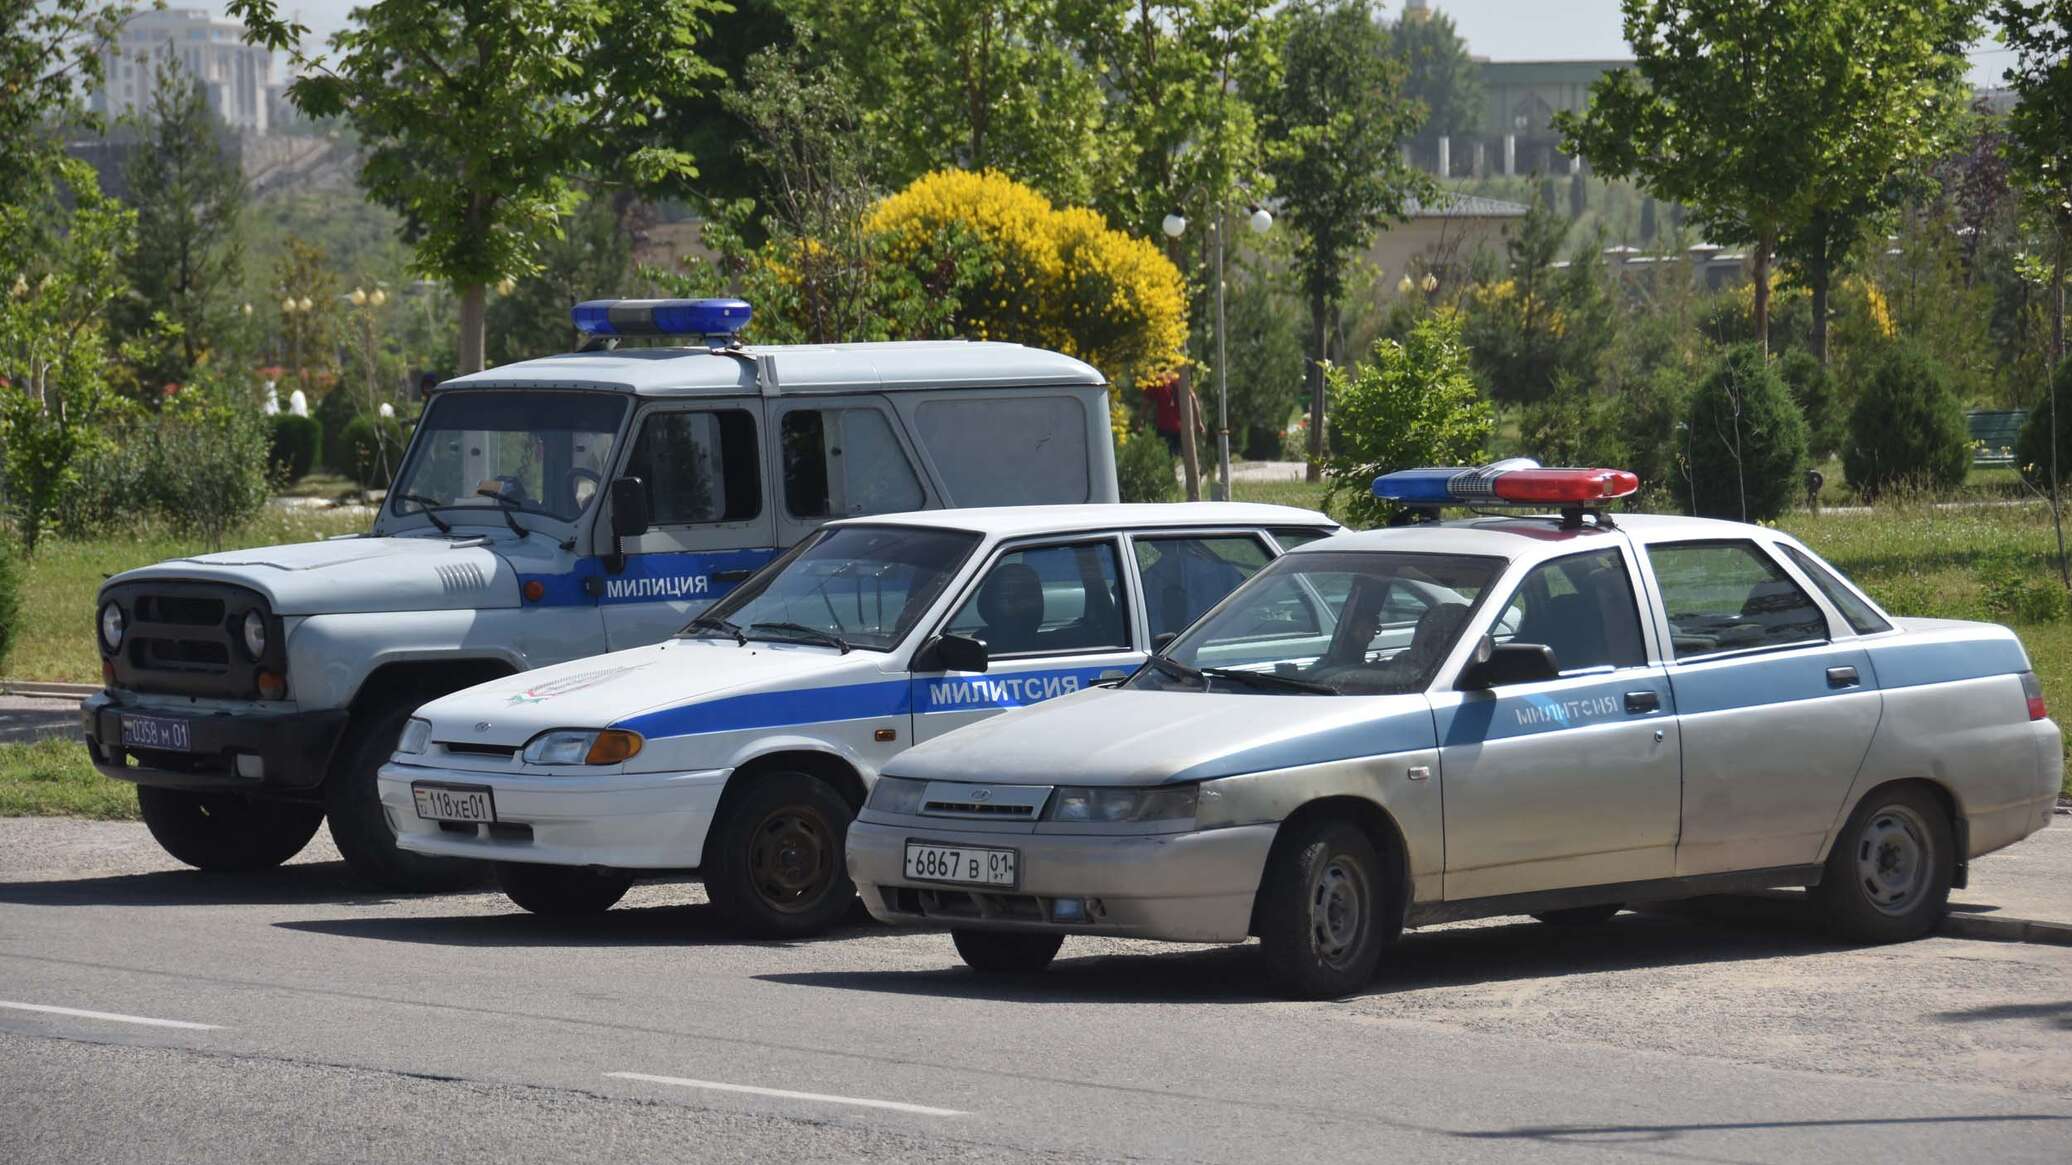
[494,862,634,917]
[1816,785,1954,943]
[703,771,856,938]
[325,696,485,892]
[1255,819,1392,999]
[952,929,1064,974]
[137,786,324,872]
[1533,904,1624,927]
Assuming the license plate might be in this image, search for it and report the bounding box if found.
[412,783,496,823]
[119,714,192,752]
[904,841,1018,887]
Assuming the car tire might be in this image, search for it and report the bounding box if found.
[1815,784,1954,944]
[952,928,1065,974]
[703,771,856,938]
[1532,904,1624,927]
[324,696,486,893]
[494,862,634,917]
[137,786,324,872]
[1256,819,1392,1000]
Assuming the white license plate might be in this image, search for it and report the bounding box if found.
[904,841,1018,887]
[120,714,192,752]
[412,783,496,823]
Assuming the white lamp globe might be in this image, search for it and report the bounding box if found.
[378,402,395,419]
[289,389,309,417]
[1249,207,1274,234]
[1161,213,1187,239]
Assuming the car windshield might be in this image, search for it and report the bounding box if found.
[693,525,982,652]
[388,391,628,524]
[1130,550,1504,696]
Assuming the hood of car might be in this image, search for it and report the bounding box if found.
[884,687,1437,787]
[101,534,546,616]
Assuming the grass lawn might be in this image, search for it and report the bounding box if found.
[0,738,137,820]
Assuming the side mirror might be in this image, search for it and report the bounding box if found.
[916,633,989,674]
[609,476,651,539]
[1461,638,1561,689]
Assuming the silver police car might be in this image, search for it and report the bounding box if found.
[846,465,2063,998]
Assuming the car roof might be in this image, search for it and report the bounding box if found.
[438,340,1103,397]
[1296,512,1771,559]
[830,503,1338,539]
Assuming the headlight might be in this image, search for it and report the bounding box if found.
[866,776,927,815]
[99,602,126,652]
[1044,784,1198,824]
[396,717,432,755]
[240,610,268,659]
[520,728,643,766]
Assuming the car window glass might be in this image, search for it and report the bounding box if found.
[781,408,924,520]
[946,541,1129,657]
[915,396,1090,505]
[623,409,760,526]
[1648,541,1829,659]
[1270,527,1333,551]
[700,525,979,652]
[1133,535,1273,640]
[1782,545,1892,635]
[390,391,625,522]
[1491,548,1647,673]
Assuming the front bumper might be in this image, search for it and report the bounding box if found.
[81,691,347,796]
[378,760,731,870]
[847,815,1279,944]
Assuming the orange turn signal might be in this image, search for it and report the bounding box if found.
[522,579,546,602]
[584,729,643,765]
[256,670,288,701]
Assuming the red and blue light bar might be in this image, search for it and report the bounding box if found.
[1373,460,1640,507]
[571,298,752,339]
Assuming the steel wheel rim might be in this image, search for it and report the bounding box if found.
[1307,853,1370,969]
[747,807,835,914]
[1855,804,1932,917]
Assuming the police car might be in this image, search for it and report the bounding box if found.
[81,298,1125,890]
[847,462,2064,997]
[376,503,1338,935]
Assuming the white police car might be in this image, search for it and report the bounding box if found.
[82,298,1126,890]
[848,462,2063,997]
[377,503,1338,935]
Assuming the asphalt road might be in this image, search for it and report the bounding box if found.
[1,818,2068,1163]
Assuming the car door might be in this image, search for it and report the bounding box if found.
[1640,538,1882,876]
[1429,544,1683,900]
[600,402,778,650]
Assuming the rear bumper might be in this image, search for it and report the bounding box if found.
[378,760,730,870]
[81,692,347,796]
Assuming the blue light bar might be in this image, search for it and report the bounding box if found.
[1369,468,1461,504]
[570,298,752,339]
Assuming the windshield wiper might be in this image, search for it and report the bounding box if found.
[474,487,531,541]
[1144,654,1204,686]
[747,621,851,654]
[683,615,747,646]
[397,493,455,535]
[1200,667,1337,695]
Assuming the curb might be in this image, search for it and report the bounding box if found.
[1938,912,2072,947]
[0,681,97,699]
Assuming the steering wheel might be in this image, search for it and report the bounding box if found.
[567,467,602,511]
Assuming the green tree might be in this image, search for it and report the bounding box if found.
[1261,0,1430,483]
[1389,4,1482,169]
[0,0,131,207]
[1222,256,1306,457]
[1841,343,1970,498]
[1463,197,1616,403]
[487,195,633,366]
[1997,2,2072,368]
[1777,348,1844,459]
[232,0,729,374]
[1321,313,1493,527]
[117,55,248,391]
[1675,344,1809,521]
[0,527,19,671]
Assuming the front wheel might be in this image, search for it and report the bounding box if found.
[703,771,857,938]
[1815,785,1954,943]
[494,862,634,917]
[325,697,486,892]
[952,929,1064,974]
[137,787,324,872]
[1255,819,1392,999]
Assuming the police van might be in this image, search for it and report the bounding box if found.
[81,299,1122,889]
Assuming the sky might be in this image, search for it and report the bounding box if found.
[197,1,2014,87]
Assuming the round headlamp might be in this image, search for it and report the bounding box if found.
[99,602,126,652]
[240,610,268,659]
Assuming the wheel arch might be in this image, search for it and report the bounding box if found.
[347,658,521,717]
[699,748,867,870]
[1821,776,1968,883]
[1249,794,1413,937]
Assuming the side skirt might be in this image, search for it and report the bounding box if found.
[1406,864,1826,928]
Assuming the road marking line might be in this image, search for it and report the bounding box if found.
[606,1072,966,1117]
[0,1000,221,1031]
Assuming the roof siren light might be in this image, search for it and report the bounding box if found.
[569,298,753,342]
[1373,458,1640,512]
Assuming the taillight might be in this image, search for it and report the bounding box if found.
[2021,671,2047,721]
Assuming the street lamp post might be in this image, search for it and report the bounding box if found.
[1168,206,1272,502]
[1160,213,1201,502]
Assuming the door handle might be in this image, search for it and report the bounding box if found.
[712,569,754,583]
[1623,690,1660,714]
[1826,665,1860,689]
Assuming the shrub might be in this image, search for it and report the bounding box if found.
[149,404,272,550]
[314,386,359,472]
[1321,313,1494,528]
[1115,429,1178,503]
[0,531,20,672]
[1979,555,2070,625]
[1672,344,1809,522]
[1777,349,1842,461]
[268,414,321,483]
[342,414,407,489]
[1841,344,1969,501]
[2016,356,2072,493]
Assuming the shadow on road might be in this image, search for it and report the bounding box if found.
[1454,1113,2072,1144]
[274,899,896,950]
[1932,1000,2072,1030]
[757,901,1857,1005]
[0,861,423,909]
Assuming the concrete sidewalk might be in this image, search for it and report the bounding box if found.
[1946,814,2072,944]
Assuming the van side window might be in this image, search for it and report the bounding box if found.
[1133,535,1272,641]
[781,408,924,519]
[1491,548,1647,673]
[1781,544,1892,635]
[1648,540,1829,658]
[915,396,1090,506]
[623,409,761,525]
[945,541,1130,657]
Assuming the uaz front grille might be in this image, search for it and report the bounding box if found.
[100,579,279,699]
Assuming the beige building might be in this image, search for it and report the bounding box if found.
[93,8,273,135]
[1366,193,1530,286]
